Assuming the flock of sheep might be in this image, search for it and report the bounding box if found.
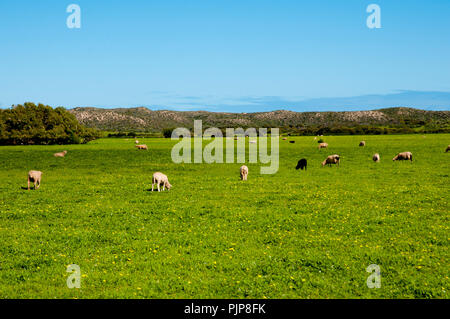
[294,140,417,175]
[26,139,450,192]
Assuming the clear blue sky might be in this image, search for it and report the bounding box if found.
[0,0,449,112]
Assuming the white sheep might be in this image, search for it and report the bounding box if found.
[151,172,172,192]
[53,150,67,157]
[240,165,249,180]
[318,143,328,149]
[373,153,380,162]
[28,170,43,190]
[136,144,148,150]
[392,152,413,162]
[322,154,340,167]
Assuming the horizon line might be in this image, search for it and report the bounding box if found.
[65,105,450,114]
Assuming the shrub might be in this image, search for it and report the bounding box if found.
[163,128,175,138]
[0,103,101,145]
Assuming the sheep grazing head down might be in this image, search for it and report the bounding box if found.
[296,158,307,170]
[373,153,380,162]
[28,170,43,190]
[240,165,249,180]
[151,172,171,191]
[322,154,340,167]
[392,152,413,161]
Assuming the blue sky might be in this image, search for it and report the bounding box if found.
[0,0,449,112]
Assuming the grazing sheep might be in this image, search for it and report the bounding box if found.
[318,143,328,149]
[373,153,380,162]
[240,165,249,180]
[135,144,148,150]
[322,154,340,167]
[359,141,366,147]
[135,140,139,144]
[28,170,42,190]
[446,145,450,153]
[282,137,287,140]
[53,150,67,157]
[392,151,413,162]
[295,158,307,171]
[151,172,172,192]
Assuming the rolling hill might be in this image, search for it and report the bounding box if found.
[68,107,450,134]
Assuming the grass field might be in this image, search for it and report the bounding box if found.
[0,134,449,298]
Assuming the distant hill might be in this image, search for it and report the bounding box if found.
[68,107,450,135]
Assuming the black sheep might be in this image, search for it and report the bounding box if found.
[295,158,307,171]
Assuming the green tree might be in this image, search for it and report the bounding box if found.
[162,128,175,138]
[0,103,101,145]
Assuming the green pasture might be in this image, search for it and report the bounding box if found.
[0,134,448,298]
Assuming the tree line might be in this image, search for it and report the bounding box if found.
[156,124,449,138]
[0,103,101,145]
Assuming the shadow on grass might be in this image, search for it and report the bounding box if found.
[146,188,171,192]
